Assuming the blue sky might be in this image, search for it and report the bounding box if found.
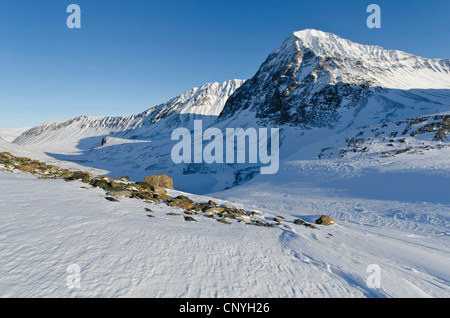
[0,0,449,128]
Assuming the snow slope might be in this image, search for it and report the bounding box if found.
[0,168,448,297]
[0,173,450,297]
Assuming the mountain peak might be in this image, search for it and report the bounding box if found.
[220,29,450,127]
[292,29,335,40]
[282,29,371,59]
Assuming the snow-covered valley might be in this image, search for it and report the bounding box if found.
[0,29,449,298]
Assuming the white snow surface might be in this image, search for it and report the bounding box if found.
[0,164,448,297]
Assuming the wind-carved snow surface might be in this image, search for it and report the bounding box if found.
[0,171,448,297]
[1,29,450,297]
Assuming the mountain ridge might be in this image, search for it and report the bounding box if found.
[6,29,450,193]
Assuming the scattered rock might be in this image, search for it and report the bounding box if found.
[70,171,92,183]
[204,206,225,213]
[217,218,231,225]
[168,200,194,210]
[175,195,194,203]
[154,193,173,202]
[135,193,154,200]
[108,190,132,198]
[395,148,412,155]
[294,219,307,226]
[90,178,118,191]
[1,152,322,231]
[246,220,274,228]
[293,218,318,229]
[184,216,197,222]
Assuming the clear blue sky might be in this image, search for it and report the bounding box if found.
[0,0,449,128]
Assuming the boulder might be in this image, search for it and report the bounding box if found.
[70,171,92,183]
[315,215,337,226]
[143,174,174,189]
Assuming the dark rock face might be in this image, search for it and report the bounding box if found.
[220,44,372,129]
[218,30,447,131]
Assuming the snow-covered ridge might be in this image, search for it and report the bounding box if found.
[7,29,450,192]
[13,79,245,147]
[220,29,450,128]
[283,29,450,89]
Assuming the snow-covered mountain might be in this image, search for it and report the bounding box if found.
[8,29,450,193]
[2,29,450,298]
[13,80,245,150]
[220,29,450,128]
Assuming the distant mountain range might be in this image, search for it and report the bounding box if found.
[9,29,450,193]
